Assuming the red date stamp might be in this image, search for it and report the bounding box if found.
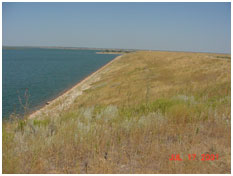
[169,154,219,161]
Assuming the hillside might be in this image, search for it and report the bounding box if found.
[3,51,231,173]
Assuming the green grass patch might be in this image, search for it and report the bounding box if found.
[33,119,51,127]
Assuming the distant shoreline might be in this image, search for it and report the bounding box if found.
[3,46,230,55]
[2,46,137,52]
[96,52,127,54]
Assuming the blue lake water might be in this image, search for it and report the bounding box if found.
[2,48,118,118]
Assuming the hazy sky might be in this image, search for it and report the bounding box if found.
[2,2,231,53]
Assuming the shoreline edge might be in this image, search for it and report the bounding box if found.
[28,54,124,119]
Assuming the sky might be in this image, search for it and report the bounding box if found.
[2,2,231,53]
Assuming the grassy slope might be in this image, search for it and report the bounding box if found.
[3,51,231,173]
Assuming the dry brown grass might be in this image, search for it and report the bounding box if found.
[3,51,231,173]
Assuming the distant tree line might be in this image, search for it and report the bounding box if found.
[103,49,134,53]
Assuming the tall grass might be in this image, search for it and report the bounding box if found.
[3,51,231,173]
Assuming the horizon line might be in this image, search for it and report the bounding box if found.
[2,45,231,55]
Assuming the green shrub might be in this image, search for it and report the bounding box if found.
[33,119,50,127]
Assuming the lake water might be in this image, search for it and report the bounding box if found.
[2,48,118,118]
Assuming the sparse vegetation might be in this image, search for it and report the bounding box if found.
[216,56,231,59]
[3,51,231,173]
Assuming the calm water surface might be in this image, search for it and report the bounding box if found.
[3,48,118,118]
